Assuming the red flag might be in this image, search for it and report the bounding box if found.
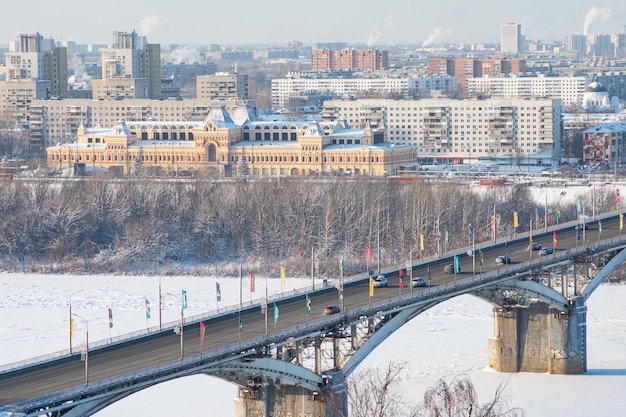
[200,322,205,344]
[399,277,405,289]
[553,230,557,248]
[249,273,255,293]
[399,269,404,278]
[367,245,372,264]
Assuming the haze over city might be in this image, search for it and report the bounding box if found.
[4,0,626,46]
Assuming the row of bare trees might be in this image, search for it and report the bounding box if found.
[0,176,583,275]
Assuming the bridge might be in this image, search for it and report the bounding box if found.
[2,212,626,417]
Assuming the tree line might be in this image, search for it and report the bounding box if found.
[0,176,584,276]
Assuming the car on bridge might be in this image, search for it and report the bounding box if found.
[374,275,388,287]
[412,277,427,287]
[324,305,341,315]
[538,248,552,256]
[443,264,460,274]
[528,242,542,250]
[495,255,511,265]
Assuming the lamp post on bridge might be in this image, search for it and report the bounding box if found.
[165,291,186,359]
[72,313,89,385]
[69,289,84,355]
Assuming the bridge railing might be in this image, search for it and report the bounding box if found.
[2,212,625,374]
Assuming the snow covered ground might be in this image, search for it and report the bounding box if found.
[1,273,625,417]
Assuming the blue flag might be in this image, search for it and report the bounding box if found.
[182,289,188,309]
[239,313,243,328]
[216,282,221,302]
[274,303,279,323]
[454,255,460,273]
[577,197,582,214]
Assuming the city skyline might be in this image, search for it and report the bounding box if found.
[3,0,626,48]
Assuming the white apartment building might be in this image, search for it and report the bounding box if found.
[323,97,562,165]
[467,74,587,108]
[271,76,456,109]
[501,23,524,54]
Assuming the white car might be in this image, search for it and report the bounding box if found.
[412,277,427,287]
[374,275,388,287]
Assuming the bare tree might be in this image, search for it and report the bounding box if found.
[346,362,412,417]
[411,374,525,417]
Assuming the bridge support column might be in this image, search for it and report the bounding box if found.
[488,299,587,374]
[233,377,347,417]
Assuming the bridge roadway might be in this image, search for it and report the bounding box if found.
[0,213,623,411]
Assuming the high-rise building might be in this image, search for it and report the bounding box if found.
[196,73,248,101]
[4,33,67,97]
[311,49,389,71]
[100,30,161,99]
[501,23,524,55]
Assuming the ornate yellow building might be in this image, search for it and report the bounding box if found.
[46,105,416,177]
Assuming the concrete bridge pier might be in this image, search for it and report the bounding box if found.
[234,374,347,417]
[488,298,587,374]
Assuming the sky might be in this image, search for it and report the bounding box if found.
[3,1,626,47]
[1,273,625,417]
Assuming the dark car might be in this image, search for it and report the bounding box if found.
[539,248,554,256]
[495,255,511,265]
[324,305,341,315]
[528,242,542,250]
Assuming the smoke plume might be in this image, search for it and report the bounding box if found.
[583,6,611,35]
[367,17,394,47]
[422,28,451,47]
[139,16,160,36]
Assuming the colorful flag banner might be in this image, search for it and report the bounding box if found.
[598,220,603,238]
[556,202,561,218]
[182,290,188,309]
[419,233,424,251]
[553,231,558,247]
[367,245,372,264]
[513,211,519,228]
[491,216,495,233]
[273,303,279,323]
[369,277,375,297]
[453,256,460,274]
[617,188,621,204]
[468,225,473,238]
[338,287,344,300]
[108,308,113,329]
[535,207,540,222]
[399,276,405,289]
[306,294,312,314]
[621,214,624,230]
[199,322,205,344]
[249,273,255,293]
[479,249,484,267]
[216,282,221,302]
[280,266,286,285]
[577,197,582,214]
[445,227,450,244]
[70,318,75,338]
[239,313,243,329]
[145,297,151,319]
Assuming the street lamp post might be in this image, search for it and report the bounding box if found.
[165,292,184,359]
[69,289,84,354]
[72,313,89,385]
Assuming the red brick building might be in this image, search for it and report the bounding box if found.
[312,49,389,71]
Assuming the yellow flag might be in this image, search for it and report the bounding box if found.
[70,318,75,338]
[369,277,375,297]
[420,233,424,251]
[620,213,624,230]
[513,211,519,228]
[280,266,286,285]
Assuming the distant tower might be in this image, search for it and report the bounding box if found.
[501,23,524,55]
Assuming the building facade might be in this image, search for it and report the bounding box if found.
[196,73,248,101]
[322,97,562,165]
[501,23,524,55]
[467,74,586,107]
[271,75,456,109]
[46,105,415,177]
[100,31,161,99]
[583,123,626,166]
[311,49,389,71]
